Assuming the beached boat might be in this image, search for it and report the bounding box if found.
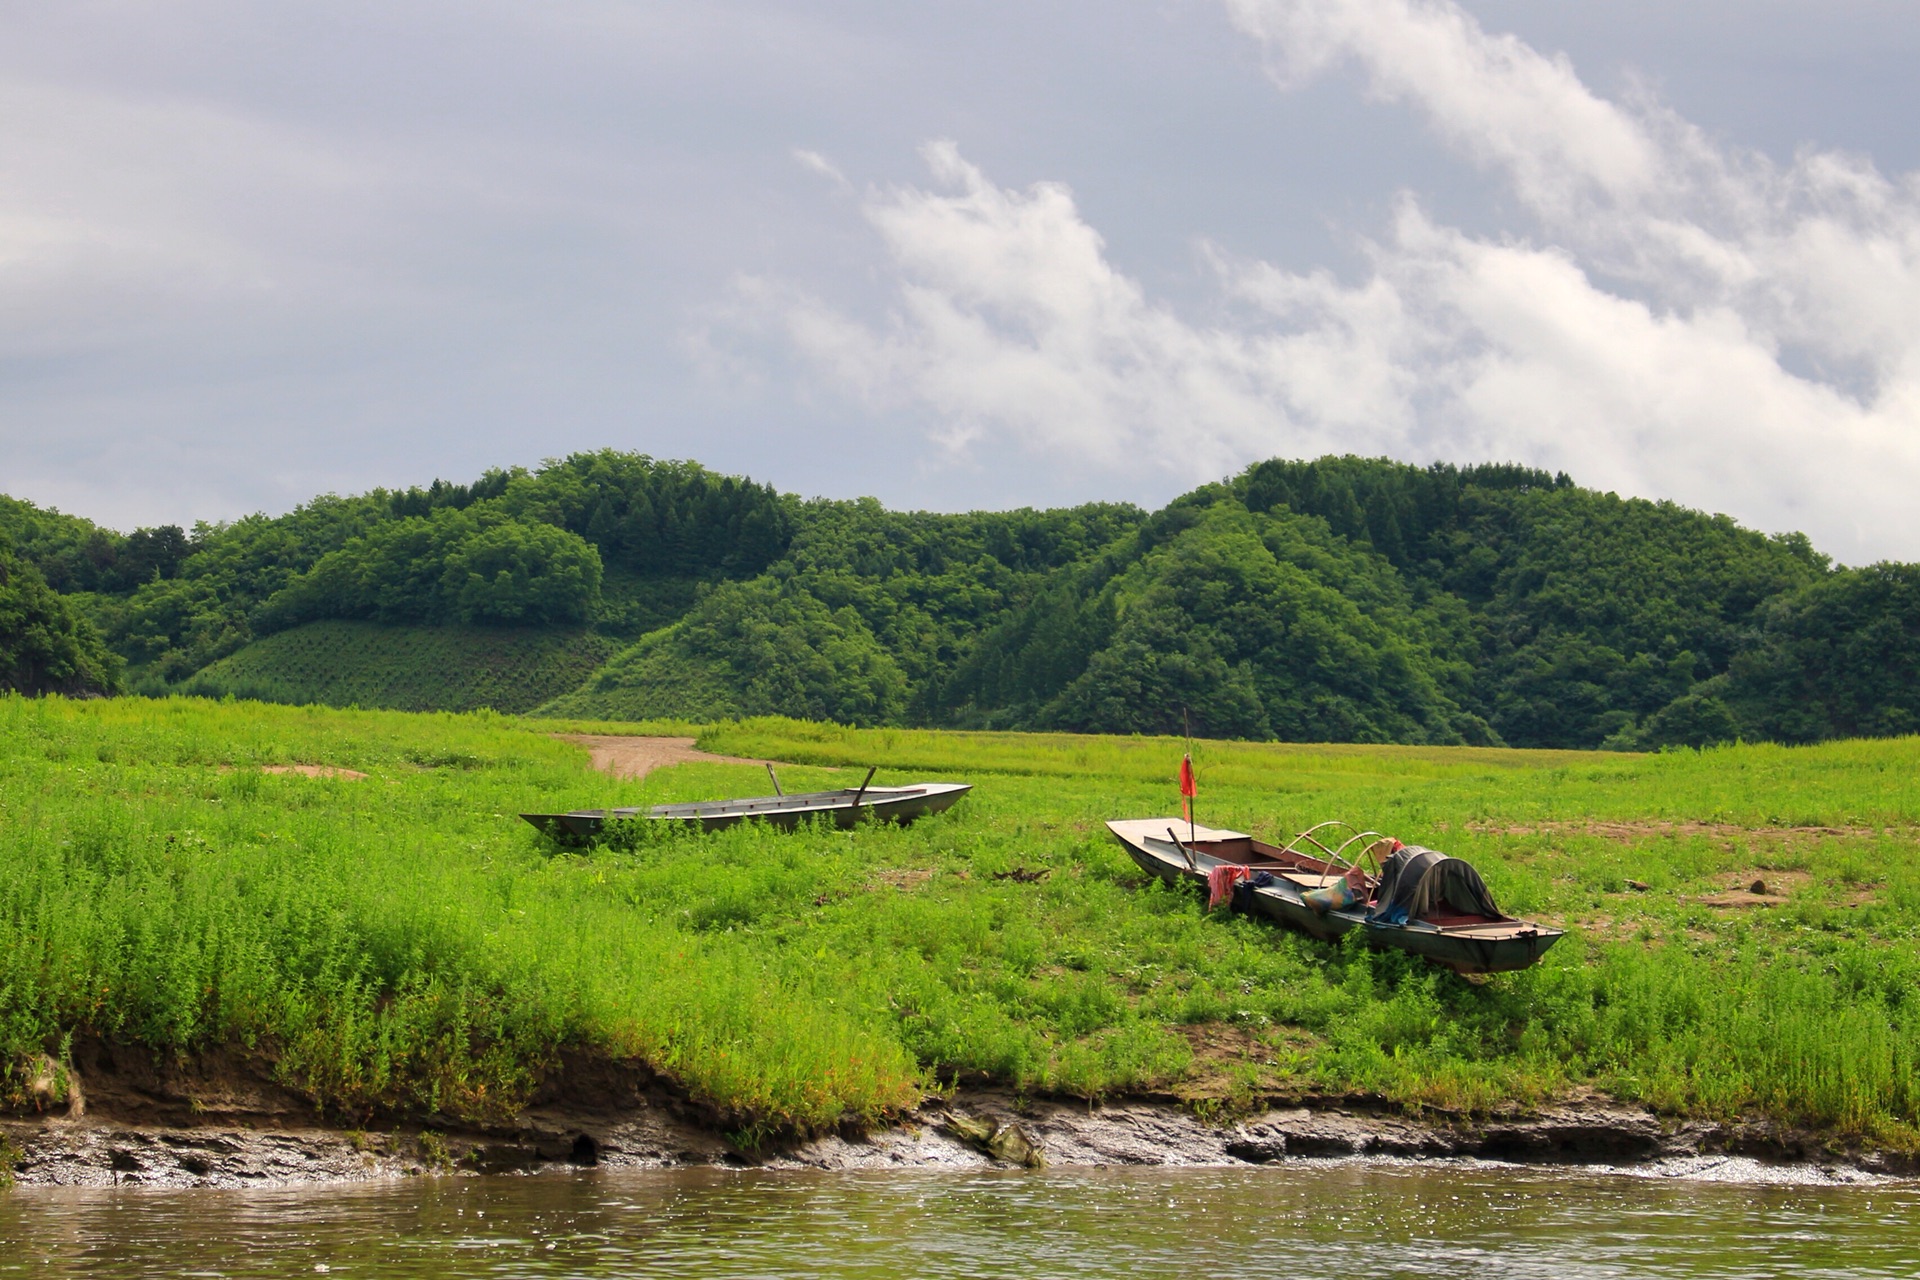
[1104,817,1563,974]
[523,768,971,839]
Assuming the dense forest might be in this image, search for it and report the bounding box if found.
[3,451,1915,750]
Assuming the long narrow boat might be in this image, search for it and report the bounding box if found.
[524,778,971,839]
[1105,817,1562,974]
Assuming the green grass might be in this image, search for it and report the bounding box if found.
[179,621,619,714]
[4,697,1919,1149]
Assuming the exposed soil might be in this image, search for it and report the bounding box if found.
[1468,820,1889,842]
[6,1041,1912,1189]
[215,764,369,779]
[2,1040,736,1189]
[1688,870,1813,908]
[260,764,368,780]
[551,734,772,781]
[867,868,936,891]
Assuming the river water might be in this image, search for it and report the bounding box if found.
[3,1162,1916,1278]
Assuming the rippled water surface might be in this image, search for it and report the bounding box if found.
[4,1163,1918,1278]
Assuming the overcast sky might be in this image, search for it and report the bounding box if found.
[4,1,1919,563]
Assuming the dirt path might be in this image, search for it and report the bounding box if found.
[552,734,772,781]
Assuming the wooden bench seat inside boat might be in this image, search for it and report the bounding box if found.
[1414,912,1524,933]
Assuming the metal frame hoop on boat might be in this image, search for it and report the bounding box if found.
[1279,820,1394,878]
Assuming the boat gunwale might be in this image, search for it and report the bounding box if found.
[549,782,969,822]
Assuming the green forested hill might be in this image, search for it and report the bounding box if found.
[542,498,1142,725]
[4,452,1916,750]
[0,453,784,690]
[936,459,1834,748]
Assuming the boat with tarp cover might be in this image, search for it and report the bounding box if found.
[1105,817,1562,973]
[523,767,971,839]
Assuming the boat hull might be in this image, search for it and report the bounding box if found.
[524,782,971,839]
[1244,886,1362,942]
[1360,919,1564,974]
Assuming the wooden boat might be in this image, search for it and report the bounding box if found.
[1105,817,1562,974]
[523,768,971,839]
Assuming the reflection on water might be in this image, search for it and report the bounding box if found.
[3,1163,1917,1279]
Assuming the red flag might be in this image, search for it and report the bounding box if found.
[1178,753,1196,822]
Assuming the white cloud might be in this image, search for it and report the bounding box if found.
[792,149,850,189]
[739,140,1412,483]
[739,0,1920,561]
[1223,0,1662,217]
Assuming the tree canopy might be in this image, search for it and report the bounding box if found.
[5,450,1914,751]
[542,577,908,725]
[0,550,122,696]
[262,508,603,629]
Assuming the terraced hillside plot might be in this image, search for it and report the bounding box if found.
[184,621,618,713]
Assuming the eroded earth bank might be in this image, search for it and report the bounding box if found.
[4,1040,1909,1189]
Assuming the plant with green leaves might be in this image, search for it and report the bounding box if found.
[5,697,1920,1151]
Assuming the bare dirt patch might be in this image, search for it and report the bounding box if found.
[1693,892,1789,909]
[868,868,936,891]
[1170,1022,1320,1104]
[260,764,368,780]
[553,734,771,781]
[1686,869,1813,908]
[1473,820,1887,843]
[1577,915,1644,942]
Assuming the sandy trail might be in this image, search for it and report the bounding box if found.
[553,734,774,781]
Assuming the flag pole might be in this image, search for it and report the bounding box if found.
[1183,708,1196,846]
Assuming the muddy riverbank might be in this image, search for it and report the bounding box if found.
[4,1041,1912,1188]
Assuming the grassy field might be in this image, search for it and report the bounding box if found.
[179,621,619,714]
[3,697,1918,1149]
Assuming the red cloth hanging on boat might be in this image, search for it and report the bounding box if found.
[1207,863,1251,910]
[1178,754,1197,823]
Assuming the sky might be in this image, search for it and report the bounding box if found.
[3,1,1919,563]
